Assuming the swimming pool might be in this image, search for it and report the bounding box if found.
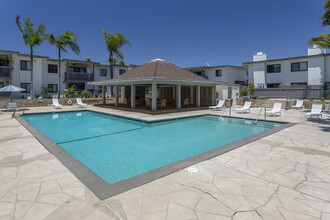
[19,110,289,198]
[21,111,284,183]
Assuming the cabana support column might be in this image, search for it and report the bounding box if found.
[131,84,135,108]
[152,83,157,111]
[115,85,119,107]
[102,86,106,105]
[190,86,194,104]
[197,85,201,107]
[176,84,181,109]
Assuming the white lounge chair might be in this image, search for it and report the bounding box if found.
[7,102,17,112]
[235,101,252,114]
[209,100,225,111]
[305,104,323,120]
[50,99,63,109]
[75,98,87,108]
[266,103,282,117]
[292,100,304,109]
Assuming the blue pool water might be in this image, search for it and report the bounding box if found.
[22,111,283,184]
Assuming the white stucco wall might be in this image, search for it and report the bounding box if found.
[253,63,266,87]
[308,56,324,86]
[325,56,330,83]
[204,67,245,84]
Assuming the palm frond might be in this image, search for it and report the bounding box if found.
[16,16,46,47]
[48,31,80,55]
[309,33,330,49]
[102,29,131,63]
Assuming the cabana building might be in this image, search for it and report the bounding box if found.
[89,59,220,111]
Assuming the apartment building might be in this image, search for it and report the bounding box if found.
[0,50,130,98]
[244,45,330,90]
[185,65,247,103]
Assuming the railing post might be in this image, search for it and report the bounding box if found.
[264,106,266,120]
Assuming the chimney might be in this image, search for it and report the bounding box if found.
[253,52,267,62]
[308,45,326,56]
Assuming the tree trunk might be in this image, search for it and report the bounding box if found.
[58,48,61,98]
[30,46,34,98]
[110,52,114,96]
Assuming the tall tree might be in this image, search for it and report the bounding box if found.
[310,0,330,48]
[321,0,330,26]
[48,31,80,98]
[102,30,131,96]
[16,15,46,98]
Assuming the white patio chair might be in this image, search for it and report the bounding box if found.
[266,103,282,117]
[305,104,323,120]
[209,100,225,111]
[292,100,304,110]
[75,98,87,108]
[235,101,252,114]
[7,102,17,112]
[50,99,63,109]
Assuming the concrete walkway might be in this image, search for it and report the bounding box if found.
[0,106,329,219]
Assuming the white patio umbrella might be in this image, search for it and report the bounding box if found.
[0,85,25,101]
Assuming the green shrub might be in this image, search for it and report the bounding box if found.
[240,89,248,96]
[320,97,325,101]
[248,83,256,96]
[81,90,92,98]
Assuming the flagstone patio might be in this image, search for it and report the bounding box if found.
[0,106,329,219]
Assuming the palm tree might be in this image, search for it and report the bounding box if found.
[309,33,330,49]
[48,31,80,98]
[102,30,131,96]
[309,0,330,49]
[16,15,46,98]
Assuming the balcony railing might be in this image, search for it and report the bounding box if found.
[64,72,94,82]
[0,66,10,78]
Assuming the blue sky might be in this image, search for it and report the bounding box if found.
[0,0,328,67]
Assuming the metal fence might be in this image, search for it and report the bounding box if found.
[255,88,328,99]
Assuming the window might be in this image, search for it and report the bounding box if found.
[325,82,330,90]
[256,83,264,88]
[48,64,58,73]
[267,83,280,88]
[246,71,248,76]
[119,69,126,75]
[48,84,58,93]
[194,71,205,76]
[100,69,107,77]
[21,83,31,93]
[267,64,281,73]
[68,66,86,73]
[0,82,3,88]
[215,69,222,77]
[21,60,31,71]
[291,62,308,72]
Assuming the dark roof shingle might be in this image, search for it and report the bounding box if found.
[114,59,207,81]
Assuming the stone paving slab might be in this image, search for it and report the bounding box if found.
[0,106,329,219]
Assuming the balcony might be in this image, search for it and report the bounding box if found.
[0,66,10,78]
[64,72,94,82]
